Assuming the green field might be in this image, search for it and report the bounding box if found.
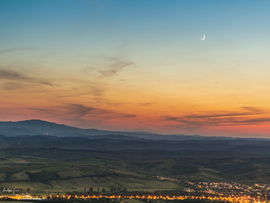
[1,155,270,195]
[0,157,181,194]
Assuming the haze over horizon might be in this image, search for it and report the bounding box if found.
[1,0,270,138]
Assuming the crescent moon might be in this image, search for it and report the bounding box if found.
[201,35,206,40]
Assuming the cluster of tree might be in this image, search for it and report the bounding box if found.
[83,187,106,193]
[25,171,60,183]
[110,187,127,192]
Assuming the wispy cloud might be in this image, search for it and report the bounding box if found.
[93,98,125,107]
[0,68,52,89]
[71,84,105,97]
[27,104,136,123]
[27,108,50,112]
[0,69,29,80]
[1,82,25,90]
[138,102,155,107]
[67,104,108,119]
[65,104,136,120]
[98,59,133,77]
[163,107,269,128]
[86,57,133,77]
[0,47,38,54]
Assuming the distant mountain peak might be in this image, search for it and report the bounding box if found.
[25,119,48,122]
[0,119,234,141]
[20,119,59,124]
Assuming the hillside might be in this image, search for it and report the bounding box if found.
[1,120,270,194]
[0,157,180,194]
[1,133,270,159]
[1,156,270,195]
[0,119,218,140]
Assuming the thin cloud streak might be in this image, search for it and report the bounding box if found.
[163,107,270,128]
[65,104,136,121]
[27,108,50,112]
[0,47,39,54]
[1,82,25,90]
[138,102,155,107]
[0,68,52,87]
[98,60,133,77]
[0,69,29,80]
[25,104,136,123]
[86,57,133,77]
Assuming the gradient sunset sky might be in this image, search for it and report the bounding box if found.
[1,0,270,137]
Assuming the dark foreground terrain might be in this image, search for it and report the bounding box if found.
[1,155,270,194]
[1,120,270,159]
[0,120,270,194]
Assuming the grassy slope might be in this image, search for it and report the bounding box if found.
[1,156,270,194]
[124,158,270,184]
[0,157,180,194]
